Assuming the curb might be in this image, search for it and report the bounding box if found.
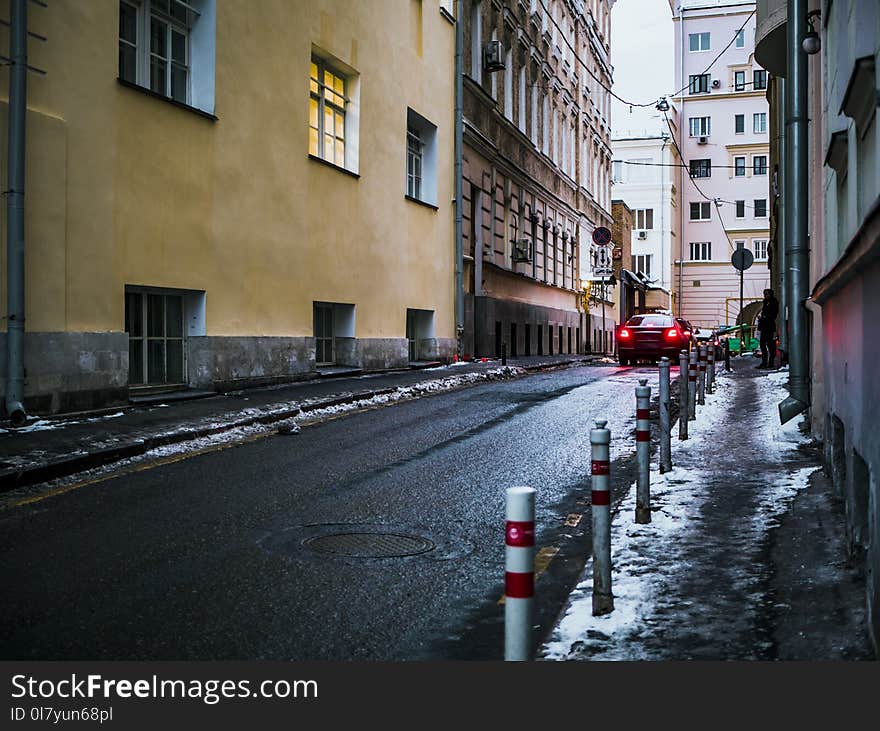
[0,357,597,494]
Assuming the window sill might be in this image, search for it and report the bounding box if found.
[439,6,455,24]
[308,154,360,179]
[117,78,218,121]
[405,195,438,211]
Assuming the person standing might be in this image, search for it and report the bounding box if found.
[756,288,779,369]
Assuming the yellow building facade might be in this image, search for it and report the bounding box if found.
[0,0,457,415]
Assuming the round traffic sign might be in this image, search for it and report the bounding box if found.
[592,226,612,245]
[731,248,754,271]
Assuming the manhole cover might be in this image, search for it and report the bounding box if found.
[303,531,435,558]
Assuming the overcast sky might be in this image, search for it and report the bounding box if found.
[610,0,675,138]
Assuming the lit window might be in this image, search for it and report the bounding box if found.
[118,0,215,110]
[689,242,712,261]
[310,57,347,167]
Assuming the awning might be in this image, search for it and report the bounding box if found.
[619,269,649,290]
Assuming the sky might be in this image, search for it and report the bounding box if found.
[610,0,675,138]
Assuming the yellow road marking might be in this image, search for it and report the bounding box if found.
[564,513,582,527]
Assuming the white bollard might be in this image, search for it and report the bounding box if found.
[688,349,698,421]
[590,420,613,616]
[678,350,689,440]
[707,337,716,394]
[698,344,707,406]
[636,379,652,523]
[659,358,672,473]
[504,486,536,661]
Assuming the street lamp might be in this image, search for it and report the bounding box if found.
[803,10,821,55]
[656,97,670,112]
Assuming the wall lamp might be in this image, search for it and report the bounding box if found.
[803,9,821,55]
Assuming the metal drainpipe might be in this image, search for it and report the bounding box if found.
[5,0,28,427]
[777,77,787,358]
[454,0,464,359]
[779,0,810,424]
[677,1,684,319]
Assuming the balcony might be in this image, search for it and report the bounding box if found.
[755,0,787,77]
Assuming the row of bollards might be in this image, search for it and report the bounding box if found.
[503,335,720,660]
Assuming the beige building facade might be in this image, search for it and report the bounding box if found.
[0,0,457,414]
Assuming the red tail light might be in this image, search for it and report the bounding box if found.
[619,328,631,339]
[666,328,678,339]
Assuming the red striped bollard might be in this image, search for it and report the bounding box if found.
[591,420,613,615]
[504,485,535,661]
[636,379,651,523]
[688,349,698,421]
[698,344,707,406]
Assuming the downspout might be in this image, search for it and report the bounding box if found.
[779,0,810,424]
[777,77,787,358]
[677,1,684,319]
[454,0,464,358]
[5,0,27,427]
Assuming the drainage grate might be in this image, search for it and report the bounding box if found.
[303,531,435,559]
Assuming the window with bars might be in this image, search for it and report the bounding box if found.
[689,74,710,94]
[690,159,711,178]
[119,0,206,106]
[690,202,711,220]
[406,128,423,200]
[689,242,712,261]
[309,57,347,168]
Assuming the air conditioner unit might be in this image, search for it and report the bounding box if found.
[637,230,647,240]
[712,79,721,88]
[698,136,708,145]
[483,40,505,73]
[512,238,532,263]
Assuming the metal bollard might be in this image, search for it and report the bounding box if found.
[590,420,613,615]
[501,341,507,366]
[504,486,535,661]
[659,358,672,472]
[707,337,716,394]
[725,339,731,371]
[688,349,698,421]
[636,379,652,523]
[678,350,689,440]
[697,345,707,406]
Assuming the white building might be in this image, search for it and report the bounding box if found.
[611,129,681,311]
[671,0,771,330]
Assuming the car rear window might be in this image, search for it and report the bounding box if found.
[626,315,672,326]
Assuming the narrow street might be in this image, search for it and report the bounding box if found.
[0,365,666,661]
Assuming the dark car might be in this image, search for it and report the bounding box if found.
[616,314,695,366]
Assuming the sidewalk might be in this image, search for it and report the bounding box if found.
[541,363,874,660]
[0,353,602,493]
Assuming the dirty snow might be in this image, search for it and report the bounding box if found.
[541,367,816,661]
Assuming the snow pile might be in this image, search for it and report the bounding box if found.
[541,370,817,660]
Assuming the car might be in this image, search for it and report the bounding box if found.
[616,314,696,366]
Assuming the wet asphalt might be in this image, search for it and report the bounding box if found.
[0,364,670,661]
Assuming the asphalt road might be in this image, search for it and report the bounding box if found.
[0,364,676,660]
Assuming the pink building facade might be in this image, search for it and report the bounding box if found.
[671,0,771,330]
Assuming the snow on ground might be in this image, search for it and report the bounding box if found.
[541,368,816,661]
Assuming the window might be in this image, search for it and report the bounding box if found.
[125,289,186,386]
[753,112,767,133]
[754,199,768,217]
[118,0,215,112]
[689,74,710,94]
[735,29,745,48]
[690,202,711,220]
[405,108,438,205]
[734,71,746,91]
[753,155,768,175]
[735,200,746,218]
[753,69,767,90]
[631,254,653,278]
[753,239,768,260]
[735,114,745,134]
[310,57,347,167]
[690,242,712,260]
[689,116,711,137]
[612,160,623,183]
[406,128,422,200]
[634,208,654,230]
[734,156,746,176]
[690,159,711,178]
[689,32,710,51]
